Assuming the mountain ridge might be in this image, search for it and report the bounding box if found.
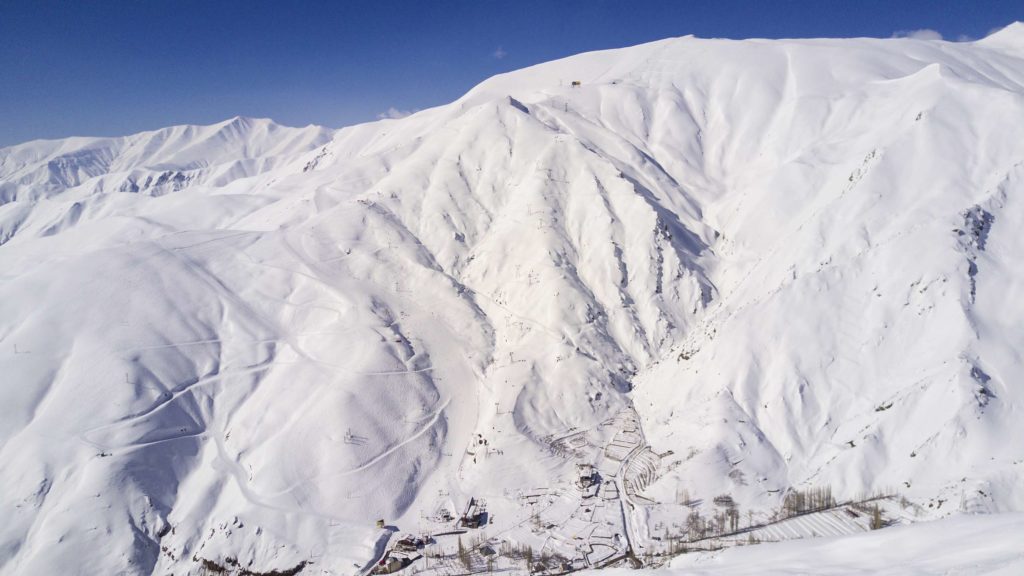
[2,28,1024,575]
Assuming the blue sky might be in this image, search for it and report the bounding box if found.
[1,0,1021,147]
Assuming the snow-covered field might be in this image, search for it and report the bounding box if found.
[2,23,1024,576]
[603,512,1024,575]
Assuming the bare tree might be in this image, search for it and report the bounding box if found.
[870,503,884,530]
[686,510,703,541]
[457,535,471,570]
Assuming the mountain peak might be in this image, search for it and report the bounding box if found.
[979,21,1024,47]
[219,115,274,129]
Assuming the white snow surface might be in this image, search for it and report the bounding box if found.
[2,25,1024,575]
[600,512,1024,575]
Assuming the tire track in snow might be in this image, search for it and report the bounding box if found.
[209,419,352,523]
[116,337,278,353]
[78,361,275,448]
[260,396,452,498]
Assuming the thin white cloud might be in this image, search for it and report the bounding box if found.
[493,46,507,60]
[377,107,414,120]
[892,28,943,41]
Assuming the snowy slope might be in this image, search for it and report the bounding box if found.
[601,512,1024,575]
[0,116,334,203]
[2,24,1024,575]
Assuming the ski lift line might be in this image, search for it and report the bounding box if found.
[460,283,575,348]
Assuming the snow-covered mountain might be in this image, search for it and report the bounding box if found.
[2,24,1024,576]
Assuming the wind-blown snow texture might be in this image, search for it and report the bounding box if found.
[2,26,1024,575]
